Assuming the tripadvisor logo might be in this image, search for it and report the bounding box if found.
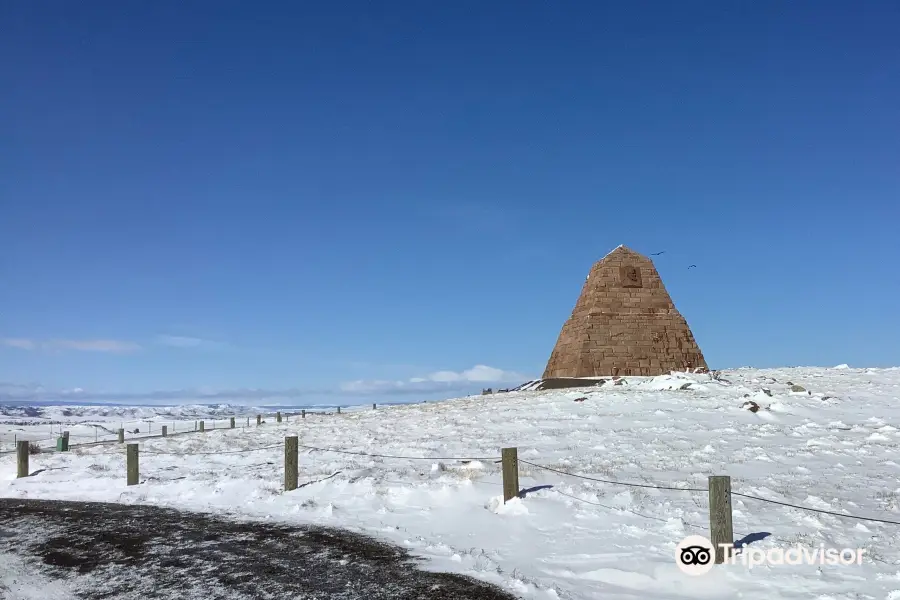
[676,535,715,576]
[675,535,866,575]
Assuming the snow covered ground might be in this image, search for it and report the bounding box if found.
[3,366,900,599]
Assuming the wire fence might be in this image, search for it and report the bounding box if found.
[139,444,284,456]
[8,408,900,553]
[517,458,900,528]
[0,409,344,454]
[299,444,499,462]
[519,460,708,493]
[104,436,900,530]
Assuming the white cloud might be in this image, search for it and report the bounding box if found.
[156,335,204,348]
[422,364,526,384]
[0,365,531,406]
[339,380,408,393]
[0,382,328,404]
[1,338,37,350]
[428,370,462,383]
[2,338,140,353]
[49,339,141,353]
[457,365,515,382]
[155,334,227,350]
[338,364,529,395]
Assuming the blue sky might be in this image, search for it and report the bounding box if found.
[1,1,898,405]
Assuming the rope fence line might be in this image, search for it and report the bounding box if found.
[520,460,708,493]
[10,412,900,565]
[522,458,900,527]
[139,444,284,456]
[0,408,352,454]
[265,438,900,529]
[13,427,900,528]
[106,440,499,462]
[298,442,499,463]
[730,491,900,526]
[549,487,709,531]
[133,433,900,549]
[471,475,785,547]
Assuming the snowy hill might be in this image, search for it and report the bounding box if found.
[0,403,279,448]
[0,403,264,423]
[3,366,900,599]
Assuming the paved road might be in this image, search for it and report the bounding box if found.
[0,499,518,600]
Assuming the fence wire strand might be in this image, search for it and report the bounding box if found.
[550,488,709,531]
[521,459,900,527]
[13,410,900,530]
[299,443,499,462]
[520,460,708,493]
[139,444,283,456]
[731,491,900,526]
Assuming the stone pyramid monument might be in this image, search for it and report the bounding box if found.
[543,245,707,378]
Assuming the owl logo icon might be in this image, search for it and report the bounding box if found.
[676,535,715,576]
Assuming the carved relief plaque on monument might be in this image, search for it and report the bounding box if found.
[620,265,643,288]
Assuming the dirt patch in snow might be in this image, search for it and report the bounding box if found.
[0,498,517,600]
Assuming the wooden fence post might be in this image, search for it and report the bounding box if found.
[277,412,282,423]
[118,428,125,443]
[284,436,298,491]
[501,447,519,503]
[16,441,29,478]
[161,425,168,437]
[337,406,341,415]
[230,417,235,429]
[126,444,139,486]
[708,475,734,564]
[256,415,262,426]
[301,409,306,419]
[199,421,205,432]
